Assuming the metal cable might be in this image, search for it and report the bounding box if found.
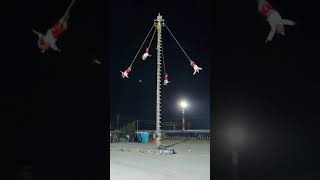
[164,23,192,63]
[129,24,155,68]
[147,27,156,49]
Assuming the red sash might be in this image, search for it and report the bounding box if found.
[51,22,66,39]
[191,62,196,68]
[260,3,274,17]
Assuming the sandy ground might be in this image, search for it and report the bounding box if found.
[110,139,210,180]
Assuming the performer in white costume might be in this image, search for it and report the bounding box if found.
[257,0,295,42]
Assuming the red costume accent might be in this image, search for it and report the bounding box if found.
[126,67,132,74]
[191,61,196,68]
[51,22,67,39]
[260,3,274,17]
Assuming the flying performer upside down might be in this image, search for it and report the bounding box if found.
[120,66,132,78]
[142,48,151,60]
[257,0,296,42]
[190,61,202,75]
[32,14,69,53]
[93,59,102,64]
[163,74,170,85]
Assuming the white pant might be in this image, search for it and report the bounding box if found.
[44,30,59,51]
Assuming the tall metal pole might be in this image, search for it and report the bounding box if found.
[155,13,164,146]
[182,108,185,130]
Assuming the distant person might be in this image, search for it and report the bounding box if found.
[134,133,138,142]
[125,134,130,143]
[137,133,142,143]
[110,132,112,143]
[152,130,159,143]
[113,133,118,143]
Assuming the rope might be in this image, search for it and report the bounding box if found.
[147,27,156,49]
[64,0,76,18]
[129,24,155,68]
[161,40,167,75]
[164,23,192,63]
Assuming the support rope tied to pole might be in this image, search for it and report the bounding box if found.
[130,24,155,67]
[121,24,155,78]
[164,23,203,75]
[142,27,156,61]
[148,27,156,49]
[63,0,76,20]
[161,41,170,85]
[164,23,192,63]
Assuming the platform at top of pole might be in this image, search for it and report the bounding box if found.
[155,13,165,23]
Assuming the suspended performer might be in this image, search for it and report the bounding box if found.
[257,0,295,42]
[190,61,202,75]
[93,59,102,64]
[142,48,151,60]
[163,74,170,85]
[32,14,69,53]
[120,66,132,78]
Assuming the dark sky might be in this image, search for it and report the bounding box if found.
[17,0,320,179]
[109,0,211,130]
[22,0,108,179]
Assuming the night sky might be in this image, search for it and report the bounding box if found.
[23,0,108,179]
[109,0,210,130]
[16,0,320,179]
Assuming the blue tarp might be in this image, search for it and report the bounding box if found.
[137,133,142,143]
[140,132,149,143]
[134,132,149,143]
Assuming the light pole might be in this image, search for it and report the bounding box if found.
[179,100,189,131]
[228,127,245,180]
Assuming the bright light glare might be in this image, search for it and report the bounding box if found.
[180,100,189,109]
[228,127,244,145]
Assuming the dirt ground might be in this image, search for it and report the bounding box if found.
[110,139,210,180]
